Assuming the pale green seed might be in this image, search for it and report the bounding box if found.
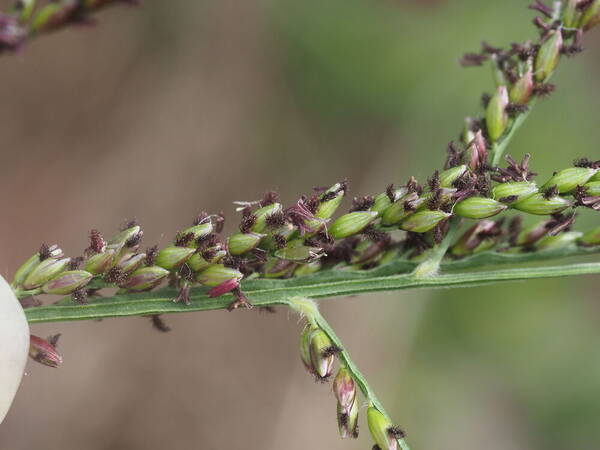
[439,165,467,188]
[492,182,538,203]
[454,197,507,219]
[513,193,572,215]
[400,210,451,233]
[228,232,264,255]
[329,212,378,239]
[542,167,597,193]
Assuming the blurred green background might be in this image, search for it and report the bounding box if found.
[0,0,598,449]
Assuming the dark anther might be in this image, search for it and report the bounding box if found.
[444,141,465,169]
[72,288,88,305]
[388,426,407,439]
[38,243,52,261]
[386,184,397,203]
[273,234,287,249]
[68,256,84,270]
[573,158,600,169]
[104,267,126,285]
[120,219,139,231]
[192,211,209,226]
[125,231,142,248]
[265,211,286,229]
[322,345,342,358]
[499,195,519,203]
[260,191,280,206]
[86,229,106,254]
[350,196,375,212]
[481,92,491,108]
[543,185,559,199]
[459,52,488,67]
[428,170,441,192]
[533,82,556,98]
[174,232,195,247]
[150,315,171,332]
[145,245,158,266]
[239,214,257,233]
[506,103,529,117]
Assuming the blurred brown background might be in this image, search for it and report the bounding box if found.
[1,1,599,449]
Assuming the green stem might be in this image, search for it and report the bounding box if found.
[24,256,600,323]
[491,103,534,167]
[411,217,461,279]
[307,306,412,450]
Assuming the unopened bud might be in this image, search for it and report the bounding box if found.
[581,0,600,30]
[400,210,451,233]
[12,245,63,288]
[367,407,397,450]
[309,328,337,380]
[29,335,63,368]
[115,252,146,273]
[439,165,467,188]
[337,395,359,439]
[534,29,562,82]
[513,192,572,215]
[187,248,226,272]
[490,54,508,87]
[12,254,41,288]
[263,259,297,278]
[22,257,71,290]
[333,367,356,412]
[329,211,378,239]
[466,130,488,171]
[454,197,507,219]
[542,167,598,194]
[228,232,265,256]
[509,67,534,105]
[579,225,600,246]
[535,231,582,251]
[492,181,538,203]
[155,246,195,270]
[584,181,600,196]
[196,264,243,287]
[274,239,324,263]
[486,85,509,142]
[300,324,316,375]
[42,270,93,295]
[315,183,346,219]
[371,188,408,216]
[252,203,283,233]
[381,194,425,226]
[120,266,169,291]
[175,222,213,247]
[84,249,116,275]
[107,225,142,255]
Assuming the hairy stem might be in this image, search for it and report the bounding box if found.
[411,217,462,278]
[491,103,535,166]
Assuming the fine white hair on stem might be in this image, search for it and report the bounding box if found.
[0,274,29,424]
